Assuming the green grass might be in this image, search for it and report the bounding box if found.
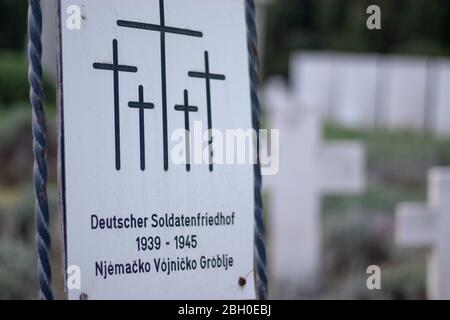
[323,183,425,215]
[316,122,447,299]
[0,103,56,146]
[324,123,450,168]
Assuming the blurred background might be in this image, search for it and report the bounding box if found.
[2,0,450,299]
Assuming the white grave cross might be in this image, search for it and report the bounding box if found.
[331,54,379,129]
[264,96,366,293]
[381,57,428,130]
[395,167,450,300]
[432,60,450,137]
[290,52,333,116]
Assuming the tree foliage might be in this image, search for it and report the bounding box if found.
[264,0,450,77]
[0,0,27,51]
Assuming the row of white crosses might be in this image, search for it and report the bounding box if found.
[291,51,450,136]
[264,77,450,299]
[264,77,450,300]
[395,168,450,300]
[262,78,366,296]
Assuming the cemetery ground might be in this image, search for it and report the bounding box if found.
[262,121,436,299]
[0,52,447,300]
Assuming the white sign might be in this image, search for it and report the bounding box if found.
[58,0,256,299]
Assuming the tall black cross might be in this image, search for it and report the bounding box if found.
[117,0,203,172]
[128,85,155,171]
[188,51,226,172]
[93,39,138,171]
[174,90,198,172]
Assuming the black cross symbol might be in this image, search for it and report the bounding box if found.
[128,85,155,171]
[174,90,198,172]
[93,39,138,171]
[117,0,203,172]
[188,51,226,172]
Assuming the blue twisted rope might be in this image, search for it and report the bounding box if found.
[246,0,268,300]
[28,0,53,300]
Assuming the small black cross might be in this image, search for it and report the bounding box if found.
[128,85,155,171]
[117,0,203,172]
[188,51,226,172]
[93,39,138,171]
[174,90,198,172]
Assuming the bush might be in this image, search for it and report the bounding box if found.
[0,184,61,299]
[0,52,55,108]
[263,0,450,77]
[0,240,37,299]
[0,106,57,186]
[0,0,27,51]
